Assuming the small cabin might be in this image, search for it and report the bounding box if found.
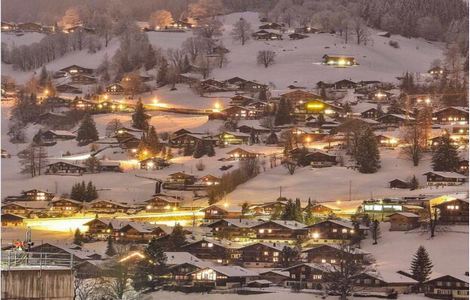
[389,179,410,189]
[45,161,87,175]
[218,131,250,145]
[226,147,259,160]
[388,212,420,231]
[322,55,357,67]
[423,171,466,186]
[59,65,94,76]
[106,83,125,95]
[424,275,469,299]
[434,199,469,224]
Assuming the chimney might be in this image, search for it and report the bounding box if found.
[155,181,162,195]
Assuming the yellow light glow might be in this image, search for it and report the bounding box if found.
[119,251,145,263]
[223,202,229,208]
[305,136,312,143]
[338,59,346,65]
[307,103,324,110]
[23,216,94,232]
[312,232,320,239]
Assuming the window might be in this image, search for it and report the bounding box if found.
[207,243,213,248]
[259,229,265,233]
[332,228,338,233]
[321,259,326,263]
[313,274,322,280]
[202,243,207,247]
[342,228,348,233]
[268,229,272,233]
[330,259,336,264]
[273,252,279,257]
[264,251,269,256]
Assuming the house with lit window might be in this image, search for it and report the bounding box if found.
[251,220,308,242]
[49,198,83,215]
[70,74,97,85]
[306,219,368,242]
[354,271,418,293]
[226,147,260,160]
[322,55,357,67]
[423,171,467,186]
[377,114,414,127]
[45,161,87,175]
[280,90,323,107]
[218,131,250,145]
[433,107,469,125]
[3,189,55,202]
[167,252,213,283]
[250,201,287,216]
[388,212,421,231]
[283,263,330,289]
[428,66,445,76]
[294,99,343,121]
[163,172,197,190]
[181,238,238,264]
[105,83,125,95]
[239,242,285,268]
[424,274,469,299]
[302,244,369,265]
[86,199,132,214]
[116,222,171,243]
[199,174,221,187]
[206,219,261,241]
[1,201,50,217]
[200,203,242,220]
[59,65,94,77]
[189,265,259,288]
[434,198,469,224]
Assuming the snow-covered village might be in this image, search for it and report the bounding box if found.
[0,0,469,299]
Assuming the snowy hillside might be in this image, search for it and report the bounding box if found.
[1,12,444,88]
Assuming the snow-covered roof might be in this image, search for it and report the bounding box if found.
[389,212,419,218]
[365,271,418,284]
[303,244,369,255]
[3,201,50,209]
[282,262,331,272]
[47,130,76,137]
[269,220,307,230]
[423,171,467,179]
[165,251,212,268]
[204,265,259,277]
[208,218,262,228]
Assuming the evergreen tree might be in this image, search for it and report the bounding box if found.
[432,134,460,171]
[258,89,267,101]
[193,140,206,158]
[356,128,380,173]
[387,98,402,114]
[401,72,415,93]
[85,181,98,201]
[132,237,168,292]
[241,202,250,216]
[156,58,169,86]
[294,198,303,223]
[304,198,316,225]
[249,128,257,145]
[167,223,186,251]
[39,66,48,86]
[73,228,84,245]
[409,175,419,190]
[146,126,160,154]
[105,235,117,257]
[265,131,279,145]
[370,219,381,245]
[410,246,433,287]
[281,199,296,220]
[205,143,216,157]
[274,99,292,126]
[132,99,149,130]
[84,156,101,173]
[76,114,99,145]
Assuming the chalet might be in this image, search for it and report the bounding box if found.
[433,107,469,125]
[145,194,182,212]
[171,19,193,29]
[458,159,469,175]
[1,201,49,216]
[181,239,236,264]
[295,26,319,34]
[189,265,259,287]
[369,90,393,103]
[306,219,368,242]
[17,22,43,32]
[167,252,213,282]
[229,95,254,106]
[70,74,97,85]
[239,242,284,268]
[87,200,132,214]
[218,131,250,145]
[140,157,169,170]
[42,130,76,141]
[294,100,343,120]
[226,147,259,160]
[237,124,271,135]
[428,66,445,76]
[224,76,249,88]
[5,189,55,202]
[303,244,369,265]
[258,270,290,286]
[303,150,337,168]
[289,33,308,40]
[36,112,69,126]
[201,204,241,220]
[116,222,170,243]
[164,172,197,187]
[283,263,330,289]
[250,201,287,216]
[1,22,16,32]
[1,213,25,226]
[388,212,420,231]
[377,134,399,147]
[251,220,307,242]
[434,198,469,224]
[221,106,256,119]
[354,272,417,293]
[98,161,122,172]
[56,84,82,94]
[84,218,129,239]
[259,23,283,30]
[377,114,414,127]
[424,275,469,299]
[389,179,410,189]
[423,171,466,186]
[72,98,98,110]
[170,133,215,148]
[280,90,323,107]
[106,83,125,95]
[59,65,94,76]
[199,174,221,186]
[206,219,261,241]
[45,161,87,175]
[334,79,357,89]
[305,203,341,217]
[322,55,357,67]
[253,30,283,40]
[43,97,72,109]
[49,198,83,215]
[238,80,267,92]
[29,243,102,264]
[200,79,227,92]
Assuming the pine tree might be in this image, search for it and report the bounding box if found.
[85,181,98,201]
[294,198,303,222]
[84,156,101,173]
[132,237,168,292]
[76,114,99,145]
[193,140,206,158]
[157,58,169,86]
[167,223,186,251]
[73,228,84,245]
[249,128,257,145]
[281,199,296,220]
[274,99,292,126]
[146,126,160,154]
[432,134,460,171]
[205,143,215,157]
[39,66,48,86]
[409,175,419,190]
[132,99,149,130]
[105,235,117,256]
[356,128,380,173]
[410,246,433,287]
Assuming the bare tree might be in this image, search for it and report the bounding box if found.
[195,54,212,79]
[283,159,297,175]
[401,124,425,166]
[194,19,223,39]
[189,0,224,19]
[182,37,210,62]
[106,119,123,137]
[230,18,252,45]
[257,50,276,68]
[121,72,143,98]
[352,16,370,45]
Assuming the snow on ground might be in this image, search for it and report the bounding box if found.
[363,224,469,278]
[227,149,468,205]
[1,32,46,47]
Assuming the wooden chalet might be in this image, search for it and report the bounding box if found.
[433,107,469,125]
[306,219,368,242]
[252,30,283,40]
[29,243,102,264]
[250,201,287,216]
[424,275,469,299]
[258,270,290,286]
[86,200,132,214]
[289,33,308,40]
[251,220,307,242]
[83,218,129,239]
[322,55,357,67]
[283,263,329,289]
[237,124,271,135]
[56,84,82,94]
[434,198,469,224]
[259,23,284,30]
[280,90,323,107]
[171,19,193,29]
[43,97,73,109]
[72,98,98,110]
[49,198,83,215]
[219,131,250,145]
[106,83,125,95]
[423,171,466,186]
[428,66,445,76]
[377,134,399,147]
[181,239,236,264]
[139,157,169,170]
[377,114,414,127]
[1,201,49,217]
[229,95,255,106]
[116,222,170,243]
[294,99,343,120]
[42,130,76,141]
[295,26,319,34]
[354,272,417,293]
[199,174,221,186]
[45,161,87,175]
[303,150,337,168]
[164,172,197,187]
[388,212,420,231]
[144,194,182,212]
[302,244,369,265]
[201,204,241,220]
[70,74,97,85]
[1,213,25,226]
[170,133,215,148]
[36,112,69,126]
[206,219,261,241]
[7,189,55,202]
[334,79,357,89]
[239,242,284,268]
[224,76,249,88]
[389,178,410,189]
[221,106,257,119]
[59,65,94,76]
[17,22,43,32]
[98,160,122,172]
[189,265,259,287]
[226,147,259,160]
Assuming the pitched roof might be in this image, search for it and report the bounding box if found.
[165,251,212,268]
[389,212,419,218]
[423,171,467,179]
[303,244,369,255]
[282,262,331,272]
[207,218,262,228]
[203,266,259,277]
